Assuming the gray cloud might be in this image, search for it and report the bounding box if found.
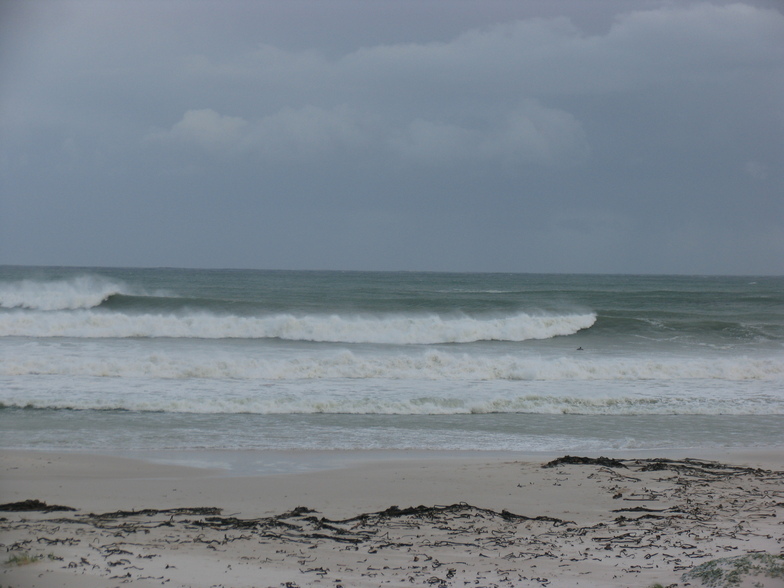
[1,0,782,273]
[149,100,588,168]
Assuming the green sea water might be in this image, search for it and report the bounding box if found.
[1,266,782,455]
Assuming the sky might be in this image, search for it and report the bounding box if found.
[1,0,783,274]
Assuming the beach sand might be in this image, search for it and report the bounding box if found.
[1,449,782,588]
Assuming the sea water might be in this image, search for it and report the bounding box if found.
[1,267,782,459]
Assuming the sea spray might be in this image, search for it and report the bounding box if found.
[0,275,129,311]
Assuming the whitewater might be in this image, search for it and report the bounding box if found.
[1,266,782,453]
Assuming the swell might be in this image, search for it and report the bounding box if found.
[100,293,251,315]
[592,311,784,343]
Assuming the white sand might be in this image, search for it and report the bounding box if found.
[1,448,783,587]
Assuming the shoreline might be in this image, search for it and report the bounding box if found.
[5,444,784,476]
[2,447,783,587]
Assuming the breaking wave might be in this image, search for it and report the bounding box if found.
[0,276,130,311]
[1,381,781,415]
[0,310,596,344]
[1,349,779,382]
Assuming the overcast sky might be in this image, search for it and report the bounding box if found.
[1,0,782,274]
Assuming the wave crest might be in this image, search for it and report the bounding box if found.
[0,276,128,311]
[0,310,596,343]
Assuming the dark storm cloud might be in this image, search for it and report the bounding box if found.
[1,1,782,273]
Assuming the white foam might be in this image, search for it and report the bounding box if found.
[0,310,596,343]
[1,345,780,382]
[1,375,781,415]
[0,276,128,311]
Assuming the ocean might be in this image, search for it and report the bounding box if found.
[1,266,782,464]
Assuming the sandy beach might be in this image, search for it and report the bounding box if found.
[1,449,782,588]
